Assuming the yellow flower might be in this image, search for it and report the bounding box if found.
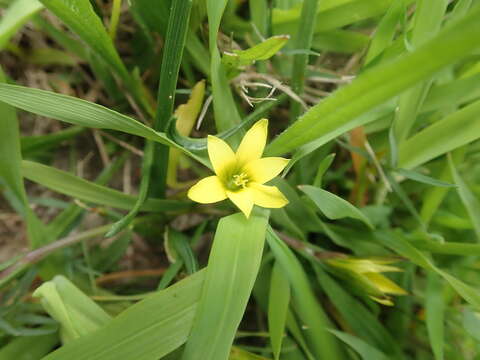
[188,119,289,218]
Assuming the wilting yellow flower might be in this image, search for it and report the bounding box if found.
[188,119,289,218]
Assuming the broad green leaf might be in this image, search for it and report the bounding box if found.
[266,227,342,360]
[266,6,480,156]
[448,155,480,240]
[300,185,374,229]
[328,330,388,360]
[33,276,111,343]
[182,211,269,360]
[21,160,191,212]
[268,262,290,360]
[0,0,43,50]
[425,272,445,360]
[395,168,456,188]
[43,271,205,360]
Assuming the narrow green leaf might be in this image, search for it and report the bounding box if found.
[394,0,448,143]
[0,0,43,50]
[0,84,163,143]
[448,155,480,240]
[400,99,480,168]
[364,0,405,64]
[312,153,335,187]
[207,0,242,134]
[425,272,445,360]
[300,185,374,229]
[328,330,388,360]
[151,0,193,197]
[268,262,290,360]
[182,211,269,360]
[395,168,456,188]
[266,6,480,155]
[21,160,191,212]
[266,227,342,360]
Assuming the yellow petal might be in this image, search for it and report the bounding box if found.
[249,183,289,208]
[207,135,236,176]
[227,189,254,218]
[364,273,407,295]
[235,119,268,165]
[188,176,227,204]
[243,157,289,184]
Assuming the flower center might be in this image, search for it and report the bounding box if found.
[233,173,249,188]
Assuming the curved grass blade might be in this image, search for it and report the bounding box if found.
[21,160,191,212]
[299,185,374,229]
[182,211,269,360]
[0,83,209,166]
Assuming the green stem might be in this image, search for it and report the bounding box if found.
[289,0,318,122]
[108,0,122,41]
[150,0,193,197]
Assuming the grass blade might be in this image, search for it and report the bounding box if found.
[21,160,190,212]
[182,211,269,360]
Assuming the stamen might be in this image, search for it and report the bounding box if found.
[233,173,249,188]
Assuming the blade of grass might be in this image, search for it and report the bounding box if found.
[266,227,343,360]
[448,154,480,240]
[425,271,445,360]
[268,262,290,360]
[21,160,191,212]
[151,0,193,197]
[181,211,269,360]
[394,0,448,143]
[207,0,242,136]
[398,100,480,169]
[289,0,318,122]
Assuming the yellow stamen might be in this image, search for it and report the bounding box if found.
[233,173,249,188]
